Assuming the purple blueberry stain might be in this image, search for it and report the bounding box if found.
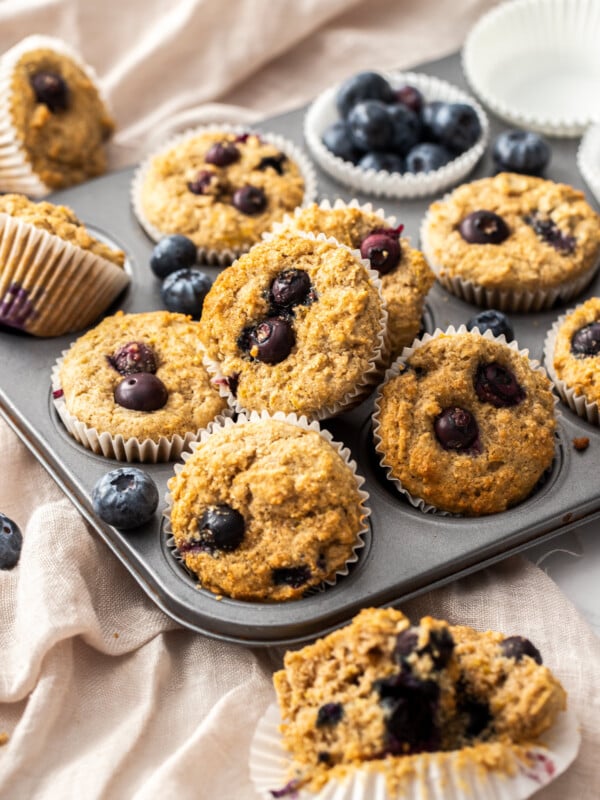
[525,214,576,255]
[474,362,525,408]
[374,672,440,754]
[269,779,301,799]
[316,702,344,727]
[187,170,217,195]
[109,342,157,375]
[272,565,312,588]
[257,153,287,174]
[0,283,39,330]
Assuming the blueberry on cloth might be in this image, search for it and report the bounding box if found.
[405,142,452,173]
[466,309,514,342]
[150,235,197,280]
[322,120,363,163]
[336,71,395,118]
[160,268,212,319]
[0,513,22,570]
[92,468,159,529]
[30,71,69,112]
[493,129,551,176]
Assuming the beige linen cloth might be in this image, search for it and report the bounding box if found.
[1,1,599,798]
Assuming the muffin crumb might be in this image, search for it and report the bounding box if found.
[572,436,590,452]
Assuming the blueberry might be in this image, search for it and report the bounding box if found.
[257,153,287,174]
[429,102,482,153]
[272,565,312,588]
[160,267,212,319]
[358,151,405,173]
[322,120,363,164]
[336,71,395,118]
[434,407,478,451]
[204,141,240,167]
[347,101,394,152]
[571,322,600,357]
[360,230,401,275]
[0,513,22,570]
[232,185,267,215]
[493,129,551,176]
[393,628,419,661]
[459,211,509,245]
[114,373,168,412]
[30,71,69,112]
[525,214,576,255]
[467,309,515,342]
[374,673,439,753]
[243,317,295,364]
[459,695,491,737]
[196,504,245,552]
[187,170,216,195]
[110,342,157,375]
[421,628,454,669]
[420,101,443,140]
[500,636,542,665]
[394,84,424,114]
[92,468,159,529]
[270,269,312,307]
[150,235,197,280]
[387,104,421,155]
[316,702,344,727]
[405,142,452,173]
[474,363,525,408]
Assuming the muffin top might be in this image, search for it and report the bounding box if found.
[551,296,600,405]
[422,173,600,291]
[58,311,227,442]
[138,131,306,253]
[168,417,366,601]
[0,193,124,266]
[273,606,566,793]
[8,46,114,189]
[199,233,386,418]
[374,331,556,515]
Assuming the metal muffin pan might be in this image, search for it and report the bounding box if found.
[1,53,599,646]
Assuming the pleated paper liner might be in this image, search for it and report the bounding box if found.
[0,213,129,337]
[130,123,318,265]
[203,230,390,421]
[303,70,489,200]
[249,701,580,800]
[162,410,370,599]
[577,124,600,207]
[0,34,112,197]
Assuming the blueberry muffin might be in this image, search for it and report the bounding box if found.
[167,416,367,601]
[273,607,566,793]
[274,201,434,359]
[0,35,115,196]
[373,330,556,515]
[421,173,600,310]
[134,128,310,261]
[54,311,228,460]
[199,232,387,419]
[0,193,128,336]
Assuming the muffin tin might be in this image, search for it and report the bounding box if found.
[1,52,599,646]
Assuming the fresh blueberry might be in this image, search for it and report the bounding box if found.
[204,141,240,167]
[270,269,312,307]
[459,210,509,245]
[272,565,312,588]
[187,170,216,195]
[500,636,542,665]
[336,71,395,118]
[387,104,420,155]
[150,235,197,280]
[571,322,600,357]
[114,373,168,412]
[0,513,22,570]
[316,702,344,727]
[467,309,515,342]
[161,268,212,319]
[92,468,159,529]
[30,71,69,112]
[474,363,525,408]
[429,102,482,153]
[394,84,424,114]
[434,407,478,451]
[358,151,405,173]
[110,342,157,375]
[360,230,402,275]
[493,129,551,176]
[196,504,245,552]
[257,153,287,174]
[347,101,394,152]
[232,185,267,215]
[322,120,363,164]
[405,142,452,173]
[420,101,443,140]
[241,317,295,364]
[525,214,576,255]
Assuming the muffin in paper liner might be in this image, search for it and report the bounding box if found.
[0,34,114,197]
[0,212,129,337]
[130,123,318,265]
[577,124,600,207]
[202,230,390,421]
[303,70,488,200]
[162,410,370,602]
[249,701,580,800]
[462,0,600,137]
[371,325,560,516]
[544,299,600,426]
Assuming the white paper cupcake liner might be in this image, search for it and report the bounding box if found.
[420,207,600,312]
[544,306,600,426]
[303,70,489,200]
[51,353,231,463]
[130,123,318,265]
[371,325,560,514]
[577,124,600,207]
[462,0,600,137]
[0,213,129,337]
[203,230,390,421]
[0,35,111,197]
[249,702,580,800]
[162,410,370,597]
